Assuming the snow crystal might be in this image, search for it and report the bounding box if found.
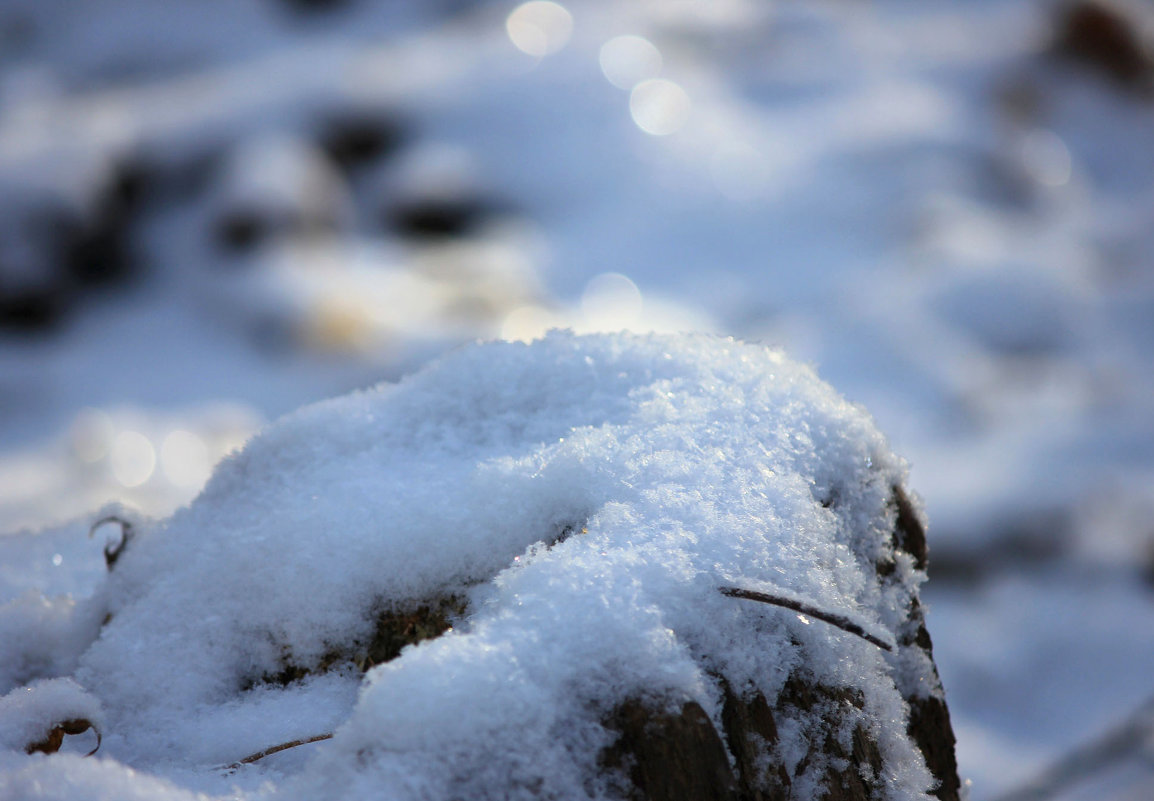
[8,332,938,799]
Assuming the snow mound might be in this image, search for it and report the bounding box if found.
[7,331,940,799]
[0,678,102,755]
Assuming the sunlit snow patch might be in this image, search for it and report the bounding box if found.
[2,332,946,800]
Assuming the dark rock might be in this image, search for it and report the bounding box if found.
[278,0,351,14]
[388,197,500,240]
[0,207,74,333]
[0,153,150,333]
[1052,0,1154,90]
[318,114,405,173]
[215,209,269,254]
[928,509,1072,585]
[1143,538,1154,588]
[0,155,149,333]
[213,205,338,257]
[208,136,347,258]
[64,166,143,288]
[0,286,70,332]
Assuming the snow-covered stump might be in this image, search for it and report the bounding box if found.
[598,484,959,801]
[0,332,959,801]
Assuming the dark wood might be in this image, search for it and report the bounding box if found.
[887,486,961,801]
[1053,0,1153,89]
[601,698,739,801]
[597,484,961,801]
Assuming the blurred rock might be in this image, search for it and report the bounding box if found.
[278,0,352,15]
[210,136,351,258]
[0,281,69,332]
[930,509,1073,585]
[64,158,147,288]
[317,112,405,174]
[1052,0,1154,91]
[375,143,508,241]
[388,196,503,240]
[0,208,77,334]
[0,151,149,333]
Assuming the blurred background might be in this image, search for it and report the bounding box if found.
[0,0,1152,797]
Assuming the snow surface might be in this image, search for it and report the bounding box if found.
[2,332,937,800]
[0,678,102,756]
[3,0,1154,798]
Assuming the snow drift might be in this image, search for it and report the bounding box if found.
[0,331,957,800]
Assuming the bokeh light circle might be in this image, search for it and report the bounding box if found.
[599,35,662,90]
[110,431,156,488]
[629,79,691,136]
[507,1,574,57]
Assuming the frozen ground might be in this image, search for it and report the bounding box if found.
[1,0,1153,798]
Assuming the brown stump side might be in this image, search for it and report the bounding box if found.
[888,486,961,801]
[601,698,740,801]
[599,485,961,801]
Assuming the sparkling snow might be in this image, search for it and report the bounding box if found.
[5,332,936,799]
[2,0,1154,798]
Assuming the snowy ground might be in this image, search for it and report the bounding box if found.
[1,0,1153,798]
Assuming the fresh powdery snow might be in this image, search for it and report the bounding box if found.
[0,332,938,800]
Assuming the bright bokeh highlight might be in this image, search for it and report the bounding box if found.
[580,272,643,329]
[161,430,213,489]
[1021,129,1072,188]
[629,78,691,136]
[110,431,156,488]
[599,35,662,90]
[506,1,573,58]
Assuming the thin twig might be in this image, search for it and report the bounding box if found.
[89,515,134,569]
[84,725,102,757]
[225,733,334,770]
[719,586,895,652]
